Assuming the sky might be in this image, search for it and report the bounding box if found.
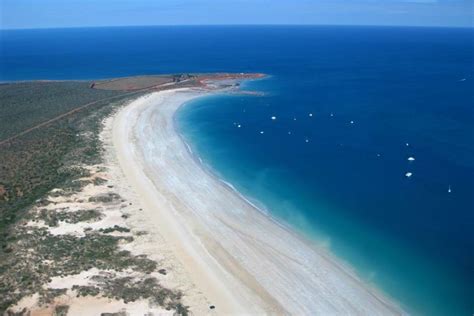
[0,0,472,29]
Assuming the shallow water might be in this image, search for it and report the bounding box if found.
[2,25,473,315]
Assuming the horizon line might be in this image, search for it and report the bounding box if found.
[1,23,472,31]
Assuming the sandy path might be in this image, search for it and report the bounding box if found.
[112,89,405,315]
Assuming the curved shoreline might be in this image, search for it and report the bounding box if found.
[112,88,405,315]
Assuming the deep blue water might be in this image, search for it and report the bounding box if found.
[1,26,473,315]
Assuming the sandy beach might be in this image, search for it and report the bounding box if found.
[111,88,405,315]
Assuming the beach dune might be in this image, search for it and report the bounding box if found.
[112,88,404,315]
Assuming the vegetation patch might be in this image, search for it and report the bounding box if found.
[0,81,122,141]
[0,82,134,249]
[1,224,162,310]
[74,274,188,314]
[93,177,108,186]
[89,193,122,204]
[37,208,102,227]
[54,305,70,316]
[99,225,131,234]
[0,80,188,314]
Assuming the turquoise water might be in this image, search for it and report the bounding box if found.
[174,28,473,313]
[2,26,473,315]
[176,89,471,315]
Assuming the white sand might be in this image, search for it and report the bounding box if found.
[112,89,405,315]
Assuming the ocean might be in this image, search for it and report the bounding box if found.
[1,25,473,315]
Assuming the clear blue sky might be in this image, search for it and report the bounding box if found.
[0,0,472,29]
